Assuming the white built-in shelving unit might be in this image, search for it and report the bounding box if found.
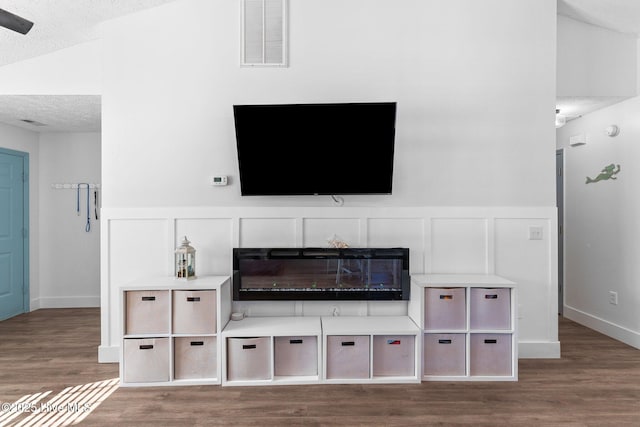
[409,274,518,381]
[120,276,231,386]
[120,273,517,387]
[321,316,421,384]
[221,316,323,386]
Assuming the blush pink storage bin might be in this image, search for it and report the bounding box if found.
[423,333,466,376]
[125,290,170,335]
[174,336,217,380]
[326,335,370,379]
[424,288,466,330]
[227,337,271,381]
[123,337,170,383]
[470,288,511,330]
[372,335,415,377]
[172,290,216,334]
[470,333,512,376]
[274,336,318,376]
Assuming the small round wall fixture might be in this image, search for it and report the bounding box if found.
[605,125,619,137]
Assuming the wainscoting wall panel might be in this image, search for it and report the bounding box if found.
[239,217,296,247]
[175,218,233,277]
[99,206,560,362]
[367,218,425,273]
[495,218,556,344]
[430,218,488,274]
[303,218,361,247]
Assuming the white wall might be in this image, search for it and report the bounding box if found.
[101,0,556,208]
[557,98,640,348]
[38,133,101,308]
[98,0,559,362]
[0,126,102,310]
[557,15,637,97]
[0,40,101,95]
[0,123,40,308]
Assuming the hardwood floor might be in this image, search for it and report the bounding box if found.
[1,309,638,426]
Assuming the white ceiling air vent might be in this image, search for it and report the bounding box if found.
[241,0,287,67]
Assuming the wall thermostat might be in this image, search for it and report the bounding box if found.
[210,175,228,186]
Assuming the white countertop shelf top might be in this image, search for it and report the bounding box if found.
[321,316,420,335]
[121,275,230,291]
[222,316,322,337]
[411,274,516,288]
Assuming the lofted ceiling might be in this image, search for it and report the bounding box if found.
[0,0,177,133]
[558,0,640,36]
[0,1,639,132]
[557,0,640,122]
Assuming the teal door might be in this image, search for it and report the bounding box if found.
[0,148,29,321]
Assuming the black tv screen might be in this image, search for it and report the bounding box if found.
[233,102,397,196]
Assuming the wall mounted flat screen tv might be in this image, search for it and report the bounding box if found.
[233,102,397,196]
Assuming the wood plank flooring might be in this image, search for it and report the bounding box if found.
[1,309,638,426]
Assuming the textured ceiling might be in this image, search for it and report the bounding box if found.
[0,95,101,132]
[0,0,177,133]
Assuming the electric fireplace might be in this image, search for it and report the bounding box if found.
[232,248,410,301]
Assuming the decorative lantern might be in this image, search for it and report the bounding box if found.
[175,236,196,280]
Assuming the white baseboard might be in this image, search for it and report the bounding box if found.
[518,341,561,358]
[98,345,119,363]
[37,296,100,308]
[564,305,640,350]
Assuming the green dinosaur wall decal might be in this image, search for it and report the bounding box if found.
[586,163,621,184]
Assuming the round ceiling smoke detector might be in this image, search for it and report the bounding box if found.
[605,125,619,137]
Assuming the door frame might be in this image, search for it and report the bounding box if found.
[556,149,564,316]
[0,147,30,314]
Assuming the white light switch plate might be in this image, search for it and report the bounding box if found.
[528,226,543,240]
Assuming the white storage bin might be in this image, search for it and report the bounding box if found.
[274,336,318,377]
[227,337,271,381]
[470,333,512,376]
[423,333,466,376]
[172,290,216,334]
[125,290,170,335]
[123,338,170,383]
[174,336,217,380]
[372,335,415,377]
[470,288,511,330]
[326,335,370,380]
[424,288,466,330]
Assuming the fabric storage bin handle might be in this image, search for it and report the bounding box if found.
[242,344,257,350]
[186,297,201,302]
[139,344,154,350]
[438,339,452,344]
[141,296,156,301]
[485,294,498,299]
[484,339,498,344]
[341,341,355,346]
[289,339,303,344]
[190,341,204,346]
